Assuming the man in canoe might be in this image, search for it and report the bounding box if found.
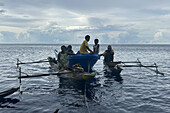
[99,45,114,63]
[80,35,93,54]
[57,45,69,70]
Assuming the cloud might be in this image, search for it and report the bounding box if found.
[0,9,5,14]
[0,33,3,41]
[154,31,162,39]
[0,2,4,6]
[150,30,170,44]
[144,9,170,15]
[0,31,17,42]
[49,0,170,13]
[0,0,170,44]
[117,30,141,44]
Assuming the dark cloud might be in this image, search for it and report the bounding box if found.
[0,15,42,28]
[141,9,170,16]
[44,0,170,15]
[3,0,170,15]
[0,9,5,14]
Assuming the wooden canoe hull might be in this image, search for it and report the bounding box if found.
[48,59,96,80]
[104,62,123,75]
[57,71,96,80]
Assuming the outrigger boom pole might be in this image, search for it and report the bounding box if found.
[120,65,157,68]
[118,59,164,76]
[17,58,49,66]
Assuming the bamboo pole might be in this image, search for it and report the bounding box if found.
[18,71,81,78]
[120,65,158,67]
[17,60,49,65]
[119,61,140,63]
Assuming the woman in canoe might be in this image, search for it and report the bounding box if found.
[57,45,69,70]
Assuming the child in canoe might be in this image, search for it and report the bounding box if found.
[93,38,100,54]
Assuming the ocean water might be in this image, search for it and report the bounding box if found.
[0,44,170,113]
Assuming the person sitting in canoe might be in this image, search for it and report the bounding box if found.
[99,45,114,63]
[93,38,100,54]
[80,35,93,54]
[57,45,69,70]
[67,45,75,55]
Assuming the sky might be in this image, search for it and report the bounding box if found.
[0,0,170,44]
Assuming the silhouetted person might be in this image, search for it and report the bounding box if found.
[67,45,75,55]
[99,45,114,63]
[93,39,99,54]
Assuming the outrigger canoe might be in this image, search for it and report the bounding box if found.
[47,50,100,80]
[48,60,96,81]
[55,50,100,72]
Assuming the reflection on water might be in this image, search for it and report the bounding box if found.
[58,75,100,100]
[0,98,20,108]
[104,70,123,83]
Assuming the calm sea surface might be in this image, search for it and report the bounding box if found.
[0,44,170,113]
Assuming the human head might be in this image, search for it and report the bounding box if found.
[94,39,99,45]
[85,35,90,42]
[67,45,72,50]
[61,45,66,52]
[107,45,112,51]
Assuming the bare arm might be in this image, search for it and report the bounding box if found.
[99,50,106,56]
[57,52,61,61]
[86,46,93,53]
[99,53,103,56]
